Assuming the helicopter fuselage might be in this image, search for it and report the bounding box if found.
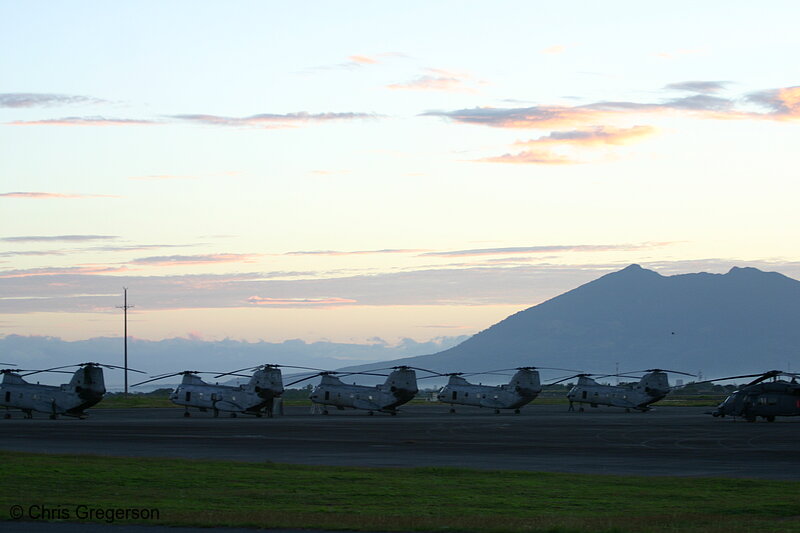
[437,369,541,412]
[170,368,284,417]
[309,369,418,414]
[567,372,670,411]
[1,366,106,419]
[712,380,800,421]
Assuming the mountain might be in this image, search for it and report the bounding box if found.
[343,264,800,381]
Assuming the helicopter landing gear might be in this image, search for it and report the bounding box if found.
[322,409,329,415]
[24,410,33,419]
[449,408,456,414]
[390,411,397,416]
[745,415,756,423]
[3,413,10,419]
[578,407,585,413]
[255,413,263,418]
[514,409,520,414]
[213,408,219,418]
[183,410,191,418]
[230,413,237,418]
[49,414,57,420]
[494,409,500,414]
[368,411,374,416]
[766,415,776,422]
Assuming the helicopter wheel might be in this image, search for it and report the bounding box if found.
[449,408,455,414]
[183,411,191,418]
[368,411,374,416]
[49,414,57,420]
[213,409,219,418]
[766,415,776,423]
[322,409,329,415]
[3,413,10,419]
[514,409,520,414]
[230,413,237,418]
[745,415,756,423]
[494,409,500,414]
[578,407,584,413]
[390,411,397,416]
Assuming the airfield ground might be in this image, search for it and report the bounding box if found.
[1,405,799,532]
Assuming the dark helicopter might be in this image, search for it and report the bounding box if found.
[428,366,578,414]
[1,362,142,419]
[700,370,800,422]
[286,365,433,415]
[133,364,316,417]
[552,369,694,412]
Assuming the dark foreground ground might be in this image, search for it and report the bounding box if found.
[1,404,798,480]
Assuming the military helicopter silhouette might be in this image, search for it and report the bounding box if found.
[1,362,141,419]
[551,369,695,412]
[428,366,577,414]
[698,370,800,422]
[133,364,315,418]
[286,365,432,415]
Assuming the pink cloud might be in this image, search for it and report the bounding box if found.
[284,249,427,256]
[0,265,129,279]
[515,125,657,148]
[130,253,261,266]
[349,55,379,64]
[480,149,579,165]
[8,117,156,127]
[387,68,482,93]
[171,112,376,128]
[246,296,357,306]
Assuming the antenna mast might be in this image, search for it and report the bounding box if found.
[117,288,134,396]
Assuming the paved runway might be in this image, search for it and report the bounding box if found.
[1,404,798,480]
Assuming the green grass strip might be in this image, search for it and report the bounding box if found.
[1,451,798,532]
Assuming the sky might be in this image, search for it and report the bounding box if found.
[2,1,800,349]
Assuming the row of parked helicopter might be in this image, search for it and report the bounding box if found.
[1,361,798,422]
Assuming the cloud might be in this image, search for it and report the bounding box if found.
[541,45,567,55]
[0,265,129,279]
[747,86,800,119]
[480,149,579,165]
[387,68,481,93]
[170,111,377,128]
[128,174,197,181]
[130,253,262,266]
[348,55,379,65]
[664,81,729,94]
[421,243,671,257]
[0,93,104,108]
[8,117,156,127]
[0,192,121,199]
[515,125,656,148]
[423,83,800,130]
[0,235,118,242]
[285,249,427,256]
[246,296,357,306]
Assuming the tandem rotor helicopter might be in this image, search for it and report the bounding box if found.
[429,366,576,414]
[551,369,695,412]
[286,365,433,415]
[132,364,318,418]
[699,370,800,422]
[0,362,140,419]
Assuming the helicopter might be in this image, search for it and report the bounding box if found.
[1,362,140,419]
[552,369,694,412]
[430,367,569,414]
[700,370,800,422]
[132,364,310,418]
[286,365,429,415]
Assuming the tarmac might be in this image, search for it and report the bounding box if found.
[2,403,799,480]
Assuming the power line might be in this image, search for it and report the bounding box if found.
[116,288,134,396]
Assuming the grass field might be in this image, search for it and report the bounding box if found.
[1,451,798,532]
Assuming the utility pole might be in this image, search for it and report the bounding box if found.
[117,288,134,396]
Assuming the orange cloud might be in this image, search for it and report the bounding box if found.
[541,45,566,55]
[349,55,378,64]
[387,68,482,93]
